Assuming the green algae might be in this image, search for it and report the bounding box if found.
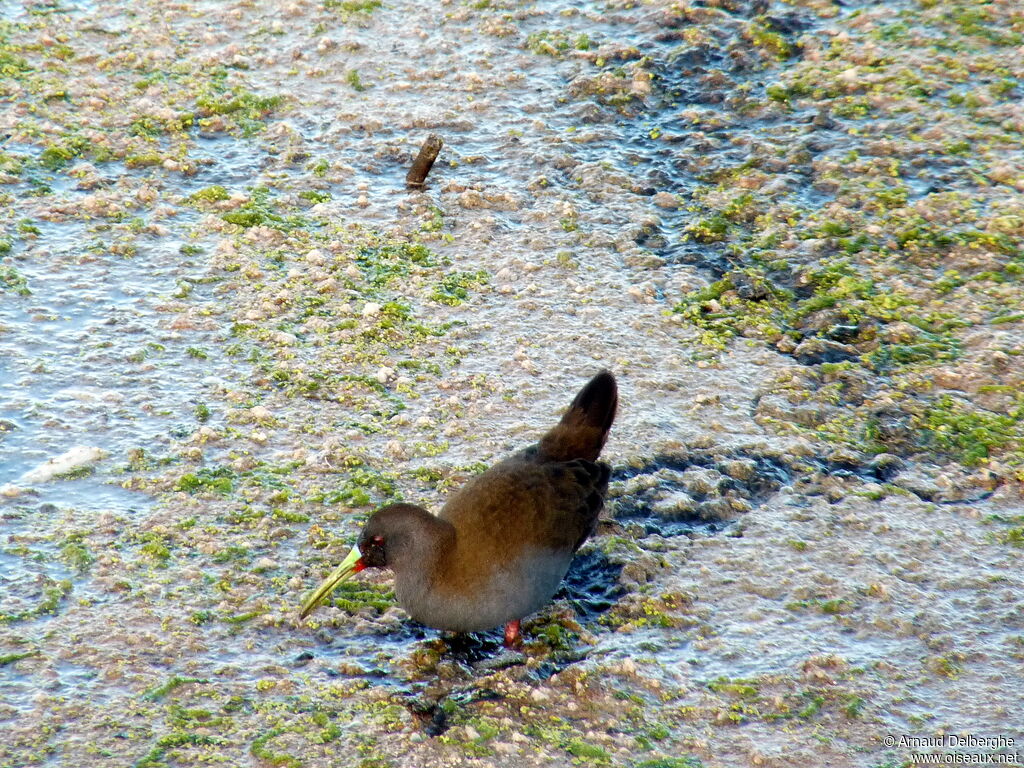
[603,593,688,630]
[998,527,1024,547]
[819,599,852,615]
[701,673,871,727]
[195,88,283,120]
[223,609,266,624]
[142,676,209,702]
[129,113,193,137]
[843,695,866,719]
[167,704,231,731]
[309,158,330,177]
[345,69,366,92]
[355,241,435,288]
[134,733,222,768]
[175,466,236,496]
[0,37,30,78]
[38,135,90,170]
[527,30,594,57]
[707,677,760,700]
[746,21,793,60]
[59,533,94,573]
[307,579,394,615]
[0,577,73,624]
[188,185,231,204]
[866,329,962,372]
[438,715,499,757]
[672,272,789,349]
[0,650,40,666]
[927,653,965,678]
[36,577,71,615]
[919,394,1024,466]
[648,0,1024,479]
[124,152,164,168]
[220,186,312,230]
[797,692,826,719]
[324,0,382,13]
[565,739,611,762]
[530,615,580,651]
[221,211,263,227]
[314,466,399,507]
[136,531,173,566]
[0,265,31,296]
[211,544,251,564]
[298,189,331,204]
[431,269,489,306]
[273,508,307,523]
[786,597,854,616]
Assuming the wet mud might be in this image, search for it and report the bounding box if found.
[2,0,1024,766]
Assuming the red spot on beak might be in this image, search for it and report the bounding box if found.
[353,559,367,573]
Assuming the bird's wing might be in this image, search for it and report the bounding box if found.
[438,454,609,560]
[542,458,610,552]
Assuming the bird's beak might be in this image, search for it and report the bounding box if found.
[298,544,365,619]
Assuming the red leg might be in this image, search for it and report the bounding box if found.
[503,619,522,648]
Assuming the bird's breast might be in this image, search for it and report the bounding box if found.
[395,546,573,633]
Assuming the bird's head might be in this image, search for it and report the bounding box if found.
[297,503,440,619]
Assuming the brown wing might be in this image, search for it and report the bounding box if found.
[432,370,616,594]
[435,454,607,588]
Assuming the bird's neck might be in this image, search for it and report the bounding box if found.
[391,515,455,604]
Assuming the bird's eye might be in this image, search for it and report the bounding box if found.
[371,535,384,546]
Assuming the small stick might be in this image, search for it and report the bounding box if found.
[406,133,443,189]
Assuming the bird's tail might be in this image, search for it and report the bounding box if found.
[539,370,618,462]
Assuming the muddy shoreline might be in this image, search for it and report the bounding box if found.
[2,0,1023,766]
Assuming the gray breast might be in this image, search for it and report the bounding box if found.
[396,547,572,633]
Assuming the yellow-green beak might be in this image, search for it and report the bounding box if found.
[298,544,364,619]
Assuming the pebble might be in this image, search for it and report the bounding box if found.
[652,191,680,209]
[250,406,272,421]
[194,426,219,443]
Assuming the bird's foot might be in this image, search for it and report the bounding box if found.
[503,619,522,649]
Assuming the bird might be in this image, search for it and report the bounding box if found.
[298,369,618,647]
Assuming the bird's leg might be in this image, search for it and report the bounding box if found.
[503,619,522,649]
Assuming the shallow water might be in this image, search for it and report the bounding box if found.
[3,0,1024,765]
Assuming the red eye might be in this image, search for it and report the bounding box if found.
[371,535,384,545]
